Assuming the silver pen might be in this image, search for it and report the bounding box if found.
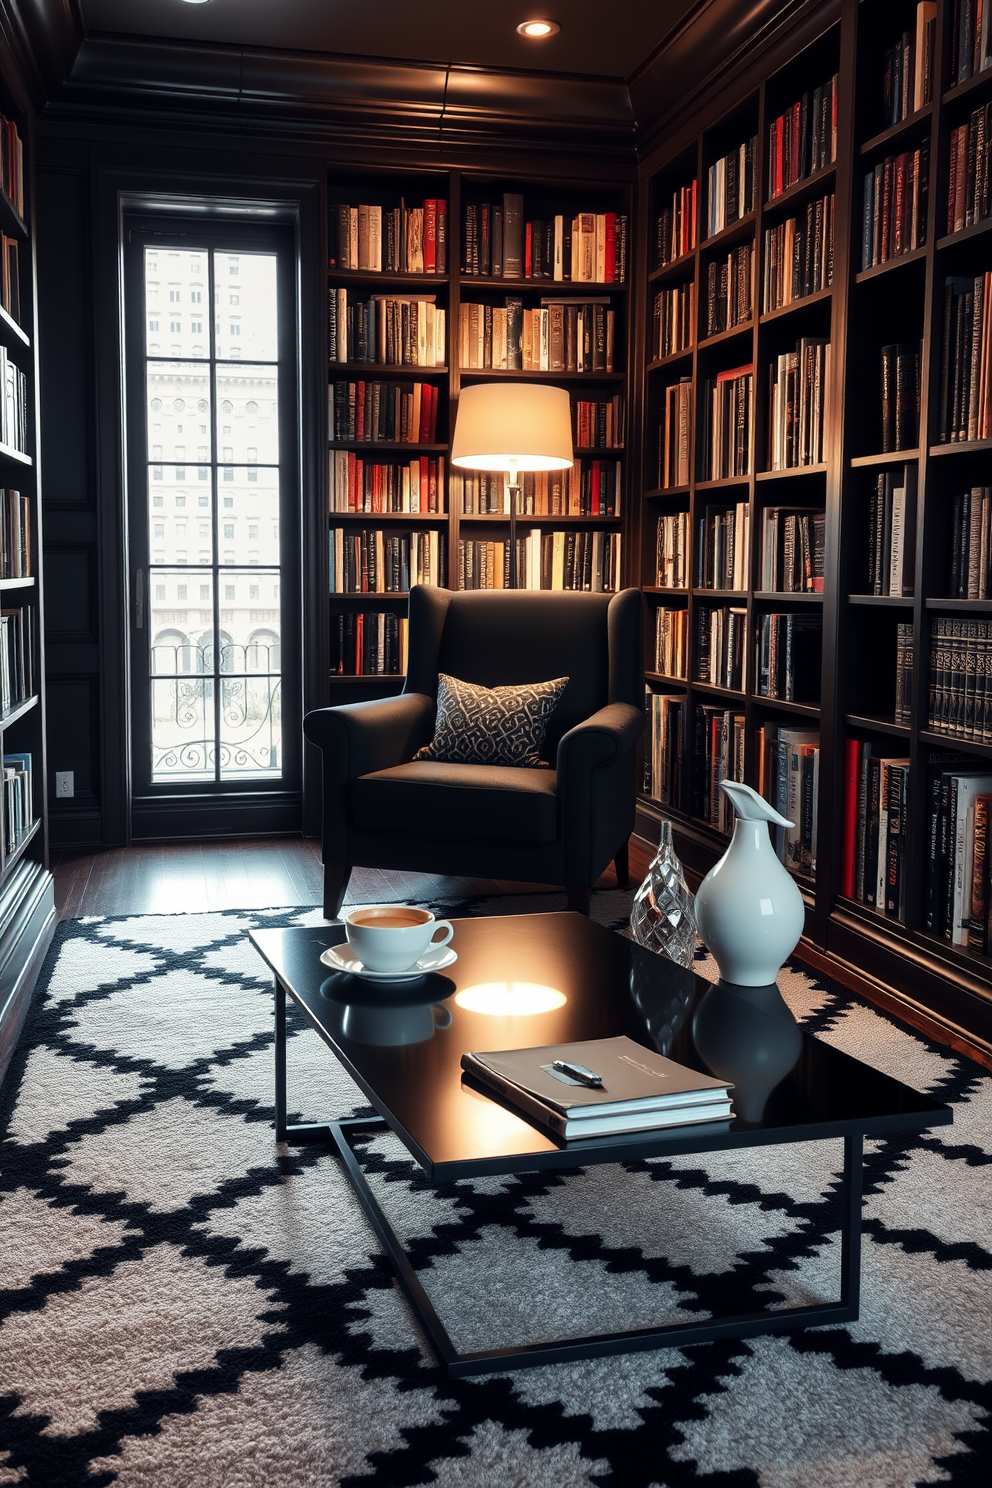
[551,1059,603,1088]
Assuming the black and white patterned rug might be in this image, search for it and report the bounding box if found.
[0,891,990,1487]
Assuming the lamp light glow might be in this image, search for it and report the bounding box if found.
[455,982,568,1016]
[450,383,574,475]
[517,20,560,37]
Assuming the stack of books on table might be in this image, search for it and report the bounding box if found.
[462,1037,732,1140]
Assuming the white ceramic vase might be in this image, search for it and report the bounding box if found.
[694,780,804,987]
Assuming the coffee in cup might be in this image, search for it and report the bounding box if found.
[343,905,454,973]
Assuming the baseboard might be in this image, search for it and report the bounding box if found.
[0,865,57,1091]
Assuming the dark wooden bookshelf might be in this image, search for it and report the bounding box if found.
[635,0,992,1065]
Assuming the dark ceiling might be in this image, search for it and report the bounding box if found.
[78,0,701,79]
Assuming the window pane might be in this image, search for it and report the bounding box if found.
[215,367,278,464]
[149,569,214,676]
[214,253,277,361]
[151,678,215,781]
[145,249,209,359]
[147,475,212,564]
[219,675,281,780]
[147,364,211,461]
[211,465,279,534]
[215,568,281,673]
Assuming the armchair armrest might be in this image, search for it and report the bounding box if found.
[304,692,435,781]
[555,702,643,775]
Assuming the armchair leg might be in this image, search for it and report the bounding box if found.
[323,863,352,921]
[566,886,591,915]
[614,840,630,889]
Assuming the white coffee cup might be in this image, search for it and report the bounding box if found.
[343,904,454,973]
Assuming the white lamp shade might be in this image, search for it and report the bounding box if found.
[450,382,574,473]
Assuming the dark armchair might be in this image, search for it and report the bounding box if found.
[304,585,644,918]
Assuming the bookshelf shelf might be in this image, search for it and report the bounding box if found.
[754,590,824,603]
[328,591,411,605]
[698,321,754,351]
[0,694,37,730]
[0,188,25,241]
[924,597,992,611]
[859,107,933,158]
[751,697,820,719]
[0,302,28,347]
[643,585,689,596]
[2,817,41,881]
[759,287,832,324]
[328,363,449,378]
[0,576,33,591]
[854,247,928,284]
[844,713,909,736]
[647,348,693,373]
[755,464,828,481]
[648,254,696,285]
[645,671,688,686]
[692,587,746,599]
[701,212,757,254]
[928,438,992,456]
[918,730,992,758]
[936,217,992,252]
[942,66,992,108]
[645,486,690,498]
[694,476,750,491]
[460,368,625,383]
[847,594,914,608]
[0,442,31,466]
[327,269,449,289]
[329,511,448,523]
[329,441,448,454]
[691,680,746,700]
[459,513,621,525]
[762,162,837,217]
[850,450,920,467]
[458,276,628,295]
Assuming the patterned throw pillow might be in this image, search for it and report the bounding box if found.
[413,673,569,768]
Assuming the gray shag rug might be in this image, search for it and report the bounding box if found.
[0,888,990,1487]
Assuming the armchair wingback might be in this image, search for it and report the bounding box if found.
[304,585,644,918]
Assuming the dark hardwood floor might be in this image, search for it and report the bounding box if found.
[50,837,653,920]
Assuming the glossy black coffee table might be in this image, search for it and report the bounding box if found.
[249,912,952,1377]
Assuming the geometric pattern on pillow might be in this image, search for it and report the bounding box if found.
[412,672,569,767]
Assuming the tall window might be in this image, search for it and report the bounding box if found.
[142,248,283,781]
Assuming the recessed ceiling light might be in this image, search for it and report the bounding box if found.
[178,0,211,5]
[517,20,560,39]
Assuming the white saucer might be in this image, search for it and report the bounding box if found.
[320,943,458,981]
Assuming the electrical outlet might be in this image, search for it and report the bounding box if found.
[55,771,74,799]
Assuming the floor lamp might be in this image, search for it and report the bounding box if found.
[450,383,574,589]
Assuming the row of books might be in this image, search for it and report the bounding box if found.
[463,200,628,283]
[949,486,992,598]
[328,291,446,367]
[329,529,446,593]
[655,181,697,268]
[0,348,27,456]
[660,378,692,488]
[925,763,992,949]
[329,381,440,445]
[331,199,447,274]
[2,750,31,858]
[652,282,694,361]
[895,622,914,726]
[458,298,615,373]
[706,137,757,239]
[947,104,992,234]
[654,607,688,680]
[0,604,34,714]
[939,275,992,443]
[768,338,829,470]
[705,243,752,338]
[702,365,752,480]
[840,742,910,920]
[696,604,746,691]
[949,0,992,87]
[759,507,825,594]
[656,511,689,589]
[696,502,749,591]
[881,342,921,452]
[762,194,834,313]
[330,612,408,676]
[861,147,929,270]
[929,616,992,740]
[867,467,917,597]
[694,705,745,831]
[643,691,684,805]
[0,236,18,326]
[462,461,621,517]
[757,724,819,877]
[0,116,23,219]
[880,5,937,128]
[756,612,821,703]
[0,489,28,578]
[457,531,621,592]
[328,453,445,514]
[574,396,625,449]
[766,74,837,201]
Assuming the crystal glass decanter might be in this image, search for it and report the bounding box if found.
[630,820,697,968]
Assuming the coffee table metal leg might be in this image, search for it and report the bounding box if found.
[310,1120,868,1380]
[274,977,287,1142]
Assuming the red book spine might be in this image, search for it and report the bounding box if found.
[423,199,437,273]
[355,612,364,672]
[436,199,447,274]
[525,221,533,278]
[774,118,784,198]
[604,213,616,282]
[591,460,601,515]
[356,381,365,443]
[840,736,860,898]
[348,451,357,511]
